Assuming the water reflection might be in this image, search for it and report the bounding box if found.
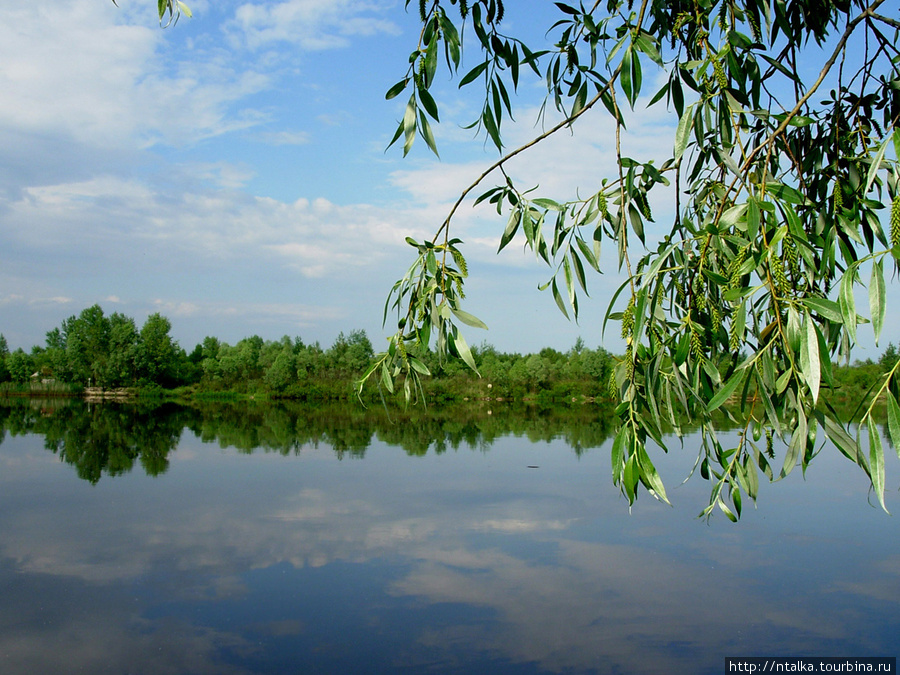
[0,399,897,674]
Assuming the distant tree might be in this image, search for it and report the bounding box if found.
[136,313,179,385]
[6,349,34,384]
[62,305,111,386]
[880,343,900,372]
[327,330,374,375]
[264,345,298,393]
[106,313,140,386]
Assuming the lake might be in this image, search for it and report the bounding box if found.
[0,399,897,674]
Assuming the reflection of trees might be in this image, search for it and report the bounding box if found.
[0,399,188,483]
[0,398,624,481]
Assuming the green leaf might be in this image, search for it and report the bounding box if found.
[868,422,888,513]
[611,426,627,480]
[839,268,858,344]
[417,86,440,120]
[870,259,885,346]
[498,209,521,252]
[449,328,479,374]
[800,297,843,323]
[402,95,417,156]
[636,442,671,504]
[459,61,488,87]
[550,278,570,319]
[781,409,807,479]
[707,368,745,412]
[887,393,900,459]
[418,111,440,158]
[407,356,431,376]
[865,134,890,195]
[674,103,696,161]
[385,79,409,100]
[801,312,821,404]
[380,361,395,393]
[450,307,488,330]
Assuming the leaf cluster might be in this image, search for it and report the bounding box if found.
[364,0,900,518]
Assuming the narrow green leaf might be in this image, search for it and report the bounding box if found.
[781,409,807,479]
[380,361,394,393]
[449,328,479,374]
[417,86,440,120]
[717,496,738,522]
[575,236,600,271]
[532,198,564,211]
[800,297,843,323]
[385,79,409,100]
[550,278,570,319]
[636,442,671,505]
[459,61,488,87]
[870,259,885,346]
[865,135,890,196]
[450,307,488,330]
[821,413,859,463]
[563,256,575,309]
[868,422,888,513]
[498,209,521,252]
[402,95,417,156]
[407,356,431,376]
[619,47,634,106]
[418,111,440,158]
[674,102,696,161]
[707,368,745,412]
[839,269,858,344]
[570,249,588,293]
[801,312,821,404]
[611,426,627,480]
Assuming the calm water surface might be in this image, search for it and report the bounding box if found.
[0,400,897,674]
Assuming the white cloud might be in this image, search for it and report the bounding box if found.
[228,0,401,51]
[255,130,311,146]
[0,0,269,153]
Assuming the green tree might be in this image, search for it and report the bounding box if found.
[136,313,179,385]
[356,0,900,517]
[62,305,111,386]
[106,313,140,386]
[879,342,899,372]
[6,349,34,384]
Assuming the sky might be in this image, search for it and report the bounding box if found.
[0,0,896,361]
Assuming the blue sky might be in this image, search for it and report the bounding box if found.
[1,0,896,361]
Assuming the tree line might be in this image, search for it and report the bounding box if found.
[0,304,617,400]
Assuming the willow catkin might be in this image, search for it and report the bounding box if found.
[833,179,843,213]
[891,194,900,249]
[728,246,749,289]
[713,56,728,90]
[772,257,790,295]
[729,314,741,352]
[597,191,608,218]
[621,296,635,340]
[783,235,800,278]
[747,12,761,42]
[690,324,706,364]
